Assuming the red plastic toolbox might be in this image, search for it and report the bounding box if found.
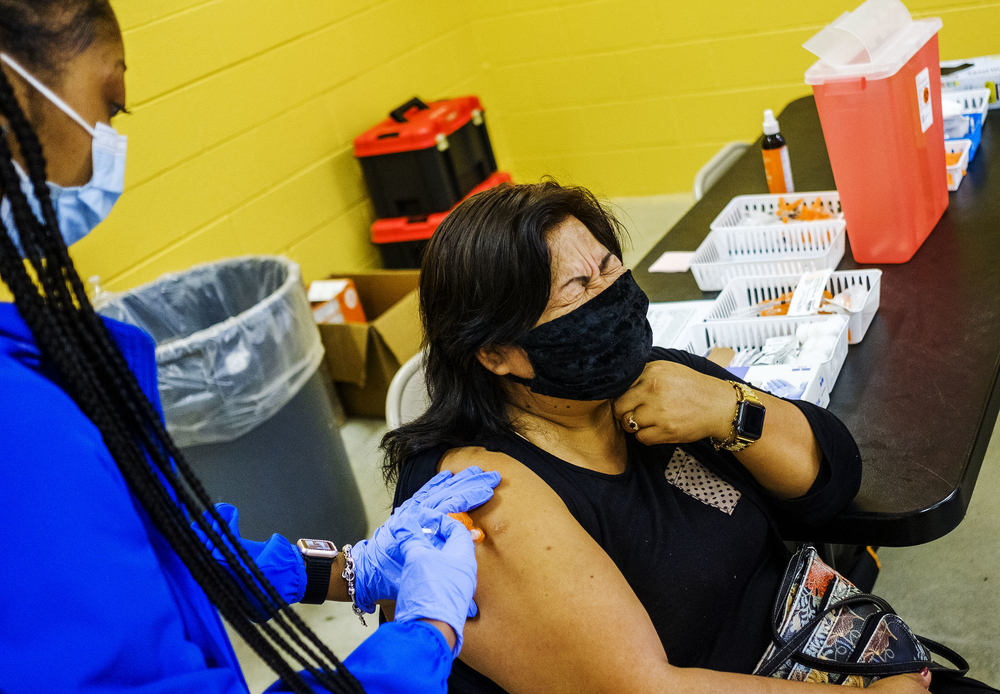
[372,171,512,269]
[354,96,497,219]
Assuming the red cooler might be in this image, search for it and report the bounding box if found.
[372,171,513,269]
[804,0,945,264]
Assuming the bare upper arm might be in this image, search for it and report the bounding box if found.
[438,447,672,694]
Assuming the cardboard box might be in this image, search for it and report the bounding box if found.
[317,270,422,418]
[725,363,829,408]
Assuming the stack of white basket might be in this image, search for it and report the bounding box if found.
[681,191,882,408]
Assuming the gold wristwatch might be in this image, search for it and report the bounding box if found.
[711,381,766,452]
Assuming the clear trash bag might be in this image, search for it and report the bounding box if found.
[97,256,324,448]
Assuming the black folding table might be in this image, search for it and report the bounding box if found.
[634,96,1000,546]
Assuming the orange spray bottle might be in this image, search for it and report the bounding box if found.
[762,109,794,194]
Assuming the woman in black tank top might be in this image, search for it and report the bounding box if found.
[381,182,977,694]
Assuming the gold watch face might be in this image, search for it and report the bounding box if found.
[297,539,338,558]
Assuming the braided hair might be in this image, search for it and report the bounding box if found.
[0,2,364,692]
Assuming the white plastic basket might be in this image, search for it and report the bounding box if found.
[679,315,850,408]
[943,88,989,160]
[704,270,882,344]
[709,191,844,233]
[690,225,846,292]
[942,87,990,120]
[946,139,971,192]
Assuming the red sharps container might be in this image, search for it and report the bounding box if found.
[804,0,945,264]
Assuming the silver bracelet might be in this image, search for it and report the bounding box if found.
[341,544,366,626]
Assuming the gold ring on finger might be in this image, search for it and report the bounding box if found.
[626,413,639,432]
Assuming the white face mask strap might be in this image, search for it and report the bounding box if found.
[0,53,96,137]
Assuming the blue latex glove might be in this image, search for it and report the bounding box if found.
[352,466,499,615]
[392,506,478,657]
[191,503,307,620]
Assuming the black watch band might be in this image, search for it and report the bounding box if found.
[301,554,334,604]
[297,539,338,605]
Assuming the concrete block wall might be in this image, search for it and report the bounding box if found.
[469,0,1000,197]
[1,0,996,299]
[69,0,481,292]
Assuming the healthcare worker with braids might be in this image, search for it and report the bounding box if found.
[0,1,499,693]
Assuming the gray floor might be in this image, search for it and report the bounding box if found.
[231,194,1000,689]
[875,415,1000,684]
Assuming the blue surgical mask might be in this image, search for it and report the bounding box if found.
[0,52,127,250]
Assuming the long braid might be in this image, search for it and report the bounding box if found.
[0,77,362,691]
[0,41,365,694]
[0,224,317,693]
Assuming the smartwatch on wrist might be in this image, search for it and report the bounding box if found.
[296,539,338,605]
[711,381,766,452]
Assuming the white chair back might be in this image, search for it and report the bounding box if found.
[386,350,431,429]
[693,142,750,201]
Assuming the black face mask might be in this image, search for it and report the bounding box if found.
[507,269,653,401]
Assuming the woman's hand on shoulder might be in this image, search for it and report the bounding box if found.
[612,360,735,446]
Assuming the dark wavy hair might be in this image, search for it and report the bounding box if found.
[0,2,361,692]
[381,181,626,483]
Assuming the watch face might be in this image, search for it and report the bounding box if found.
[737,401,766,440]
[297,539,338,558]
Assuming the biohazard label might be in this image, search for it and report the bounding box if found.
[916,67,933,133]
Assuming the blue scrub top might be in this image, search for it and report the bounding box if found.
[0,303,451,694]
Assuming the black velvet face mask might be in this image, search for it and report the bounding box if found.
[507,269,653,401]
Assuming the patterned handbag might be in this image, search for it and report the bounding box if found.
[753,544,969,686]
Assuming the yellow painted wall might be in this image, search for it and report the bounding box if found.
[68,0,483,292]
[471,0,1000,198]
[1,1,996,298]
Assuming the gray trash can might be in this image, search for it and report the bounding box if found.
[99,256,367,545]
